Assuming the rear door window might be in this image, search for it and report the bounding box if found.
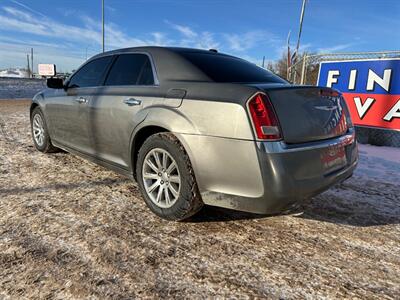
[68,56,113,88]
[105,54,154,86]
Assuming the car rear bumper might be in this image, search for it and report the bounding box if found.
[189,128,358,215]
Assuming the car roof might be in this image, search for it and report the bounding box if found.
[94,46,228,57]
[89,46,234,83]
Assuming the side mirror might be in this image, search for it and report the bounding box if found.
[47,77,64,89]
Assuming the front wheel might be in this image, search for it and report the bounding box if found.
[31,107,58,153]
[136,132,203,221]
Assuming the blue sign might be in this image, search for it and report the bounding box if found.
[317,59,400,130]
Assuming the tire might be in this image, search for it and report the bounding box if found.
[31,107,58,153]
[136,132,203,221]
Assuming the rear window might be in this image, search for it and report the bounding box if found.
[105,54,154,86]
[179,52,287,83]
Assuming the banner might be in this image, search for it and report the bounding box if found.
[317,59,400,130]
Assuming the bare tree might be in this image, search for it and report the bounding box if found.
[266,52,289,79]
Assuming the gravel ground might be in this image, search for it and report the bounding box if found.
[0,100,399,299]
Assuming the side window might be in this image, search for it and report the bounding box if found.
[105,54,155,86]
[68,56,113,88]
[138,59,155,85]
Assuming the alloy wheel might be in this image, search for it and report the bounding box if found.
[32,113,45,147]
[142,148,181,208]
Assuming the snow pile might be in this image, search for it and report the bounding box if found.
[0,68,29,78]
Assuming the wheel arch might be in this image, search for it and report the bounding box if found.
[130,107,199,179]
[131,125,169,179]
[30,102,39,119]
[30,92,45,120]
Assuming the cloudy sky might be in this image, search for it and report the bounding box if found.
[0,0,399,72]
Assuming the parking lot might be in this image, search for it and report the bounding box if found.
[1,100,399,299]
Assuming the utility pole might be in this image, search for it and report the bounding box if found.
[293,0,307,84]
[102,0,105,52]
[31,48,34,78]
[262,56,265,68]
[295,0,307,56]
[27,54,30,78]
[287,30,291,80]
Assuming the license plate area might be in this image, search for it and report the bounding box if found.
[320,144,347,174]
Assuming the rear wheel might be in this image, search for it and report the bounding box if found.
[136,132,203,221]
[31,107,58,153]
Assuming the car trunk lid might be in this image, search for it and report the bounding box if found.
[259,86,348,144]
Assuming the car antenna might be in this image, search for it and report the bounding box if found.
[209,49,218,53]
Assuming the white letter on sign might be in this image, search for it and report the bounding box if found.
[348,70,357,90]
[354,97,375,119]
[367,69,392,92]
[327,70,339,87]
[383,99,400,121]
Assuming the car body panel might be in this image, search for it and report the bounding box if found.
[85,86,158,168]
[44,88,93,154]
[176,100,254,139]
[174,133,265,197]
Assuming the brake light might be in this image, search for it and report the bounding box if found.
[248,93,282,140]
[320,89,339,97]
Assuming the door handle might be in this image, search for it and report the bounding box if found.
[74,97,88,104]
[123,98,141,106]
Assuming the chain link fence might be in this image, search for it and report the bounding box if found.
[287,51,400,147]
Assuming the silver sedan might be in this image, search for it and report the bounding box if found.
[30,47,358,220]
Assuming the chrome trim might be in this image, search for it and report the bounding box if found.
[260,128,356,153]
[123,98,141,106]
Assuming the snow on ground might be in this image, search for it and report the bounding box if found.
[356,144,399,185]
[0,100,399,299]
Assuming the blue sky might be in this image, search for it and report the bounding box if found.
[0,0,399,72]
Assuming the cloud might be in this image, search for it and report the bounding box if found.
[165,20,197,38]
[0,5,282,71]
[10,0,47,18]
[195,31,219,49]
[0,6,102,45]
[224,30,275,52]
[0,6,155,49]
[316,43,355,53]
[147,32,173,46]
[165,20,219,49]
[166,20,279,53]
[105,5,116,13]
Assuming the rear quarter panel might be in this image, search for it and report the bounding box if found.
[171,82,258,139]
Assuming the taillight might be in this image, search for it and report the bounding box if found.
[320,89,339,97]
[248,93,282,140]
